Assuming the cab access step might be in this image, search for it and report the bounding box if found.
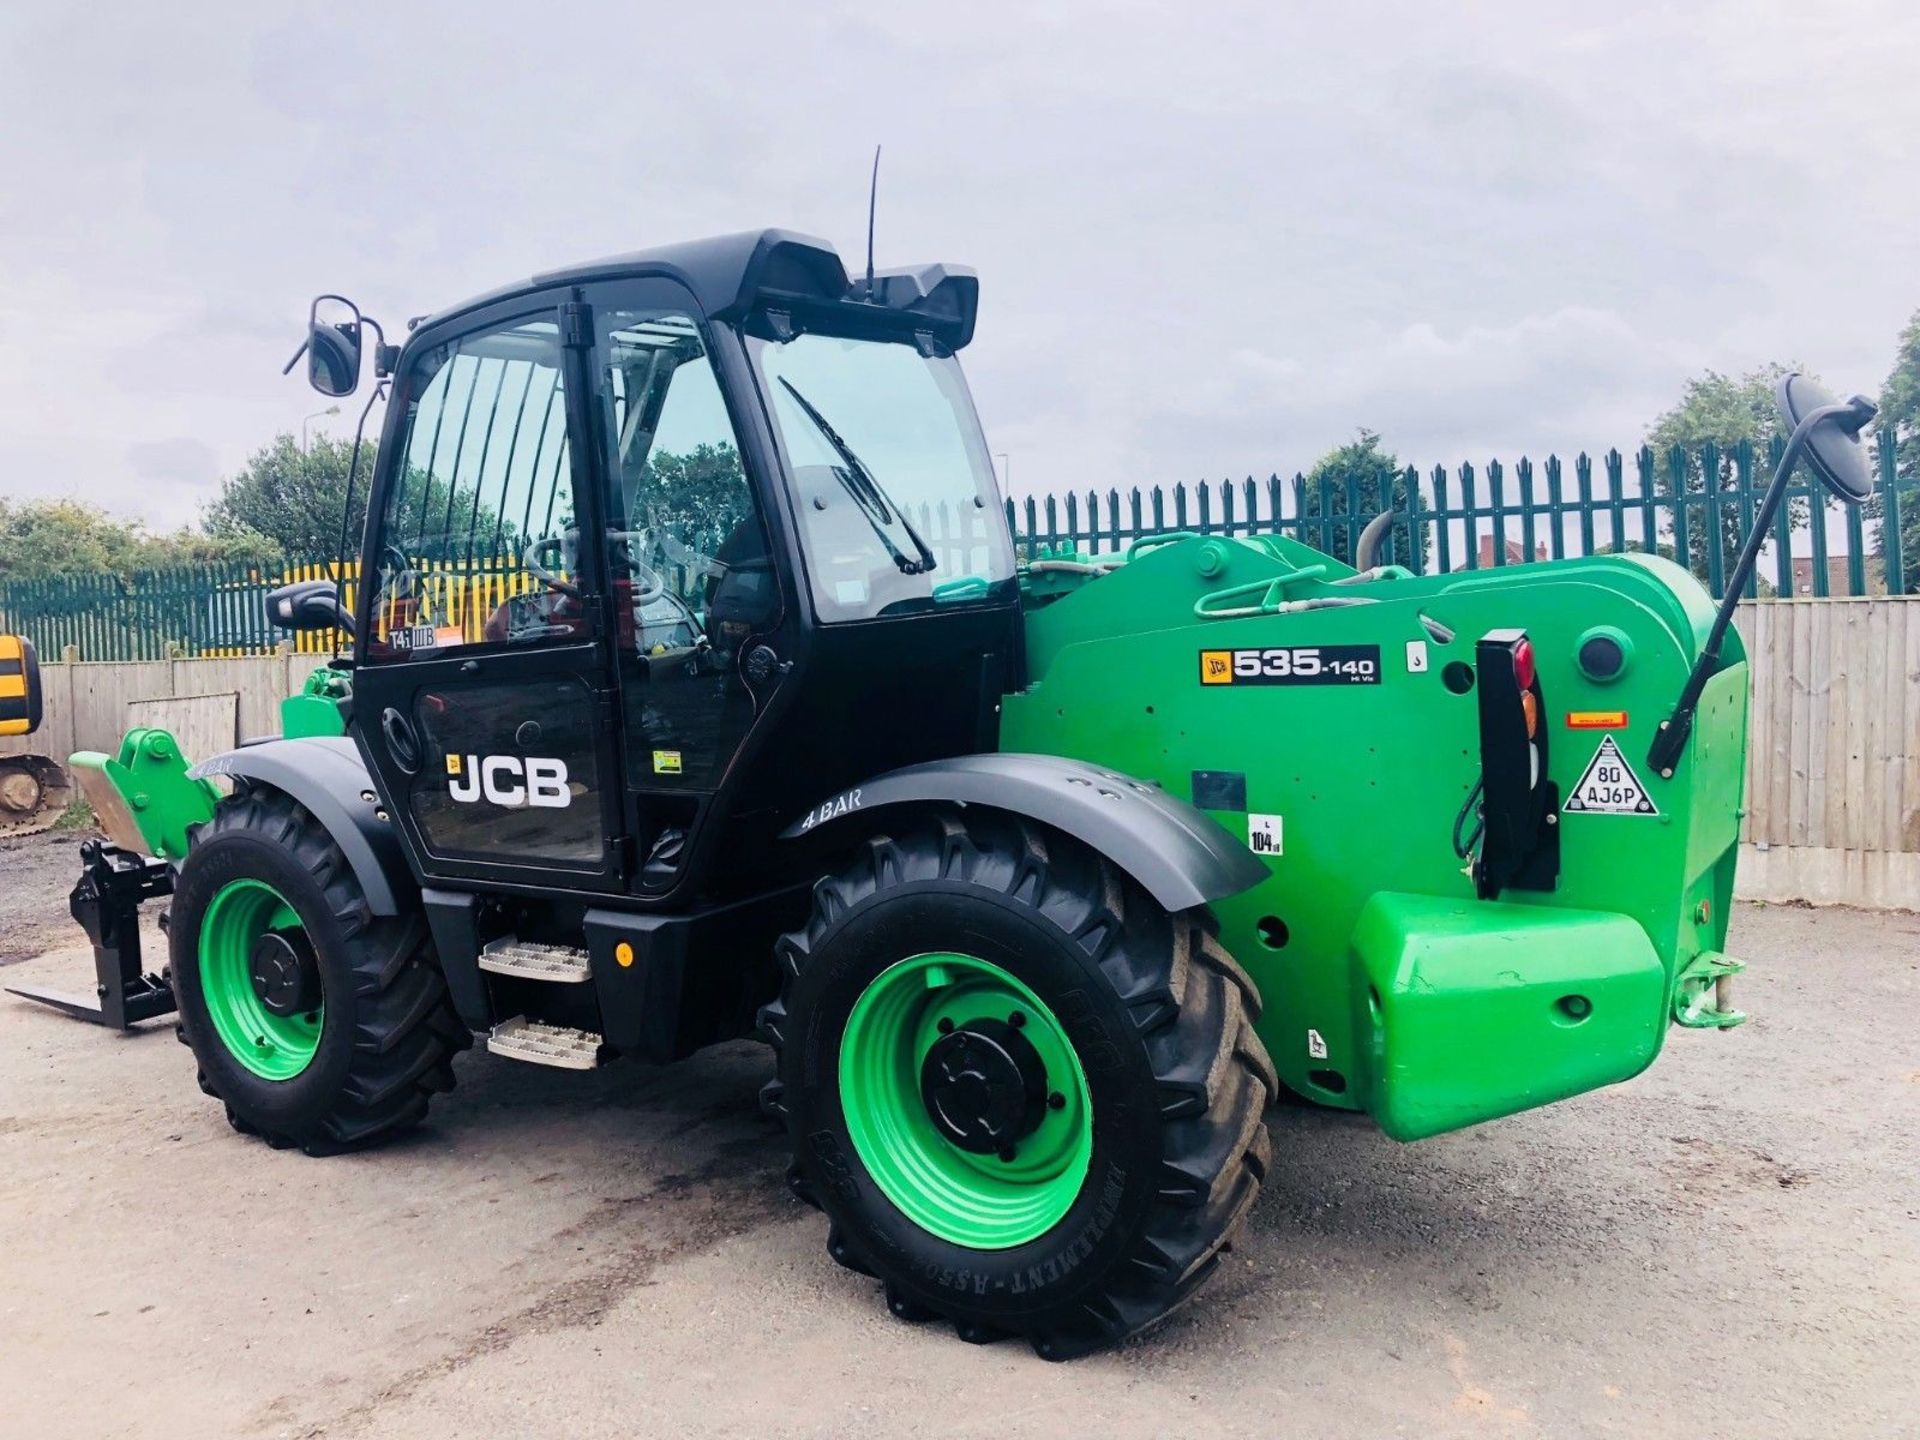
[477,937,591,983]
[486,1016,606,1070]
[475,938,604,1068]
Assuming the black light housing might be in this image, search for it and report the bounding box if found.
[1473,628,1559,898]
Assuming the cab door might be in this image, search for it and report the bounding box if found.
[351,291,628,894]
[577,279,796,898]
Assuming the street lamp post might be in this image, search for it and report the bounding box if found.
[303,405,341,452]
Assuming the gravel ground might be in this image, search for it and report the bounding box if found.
[0,829,1913,1439]
[0,828,91,965]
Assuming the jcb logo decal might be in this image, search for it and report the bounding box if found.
[446,754,571,808]
[1196,644,1382,687]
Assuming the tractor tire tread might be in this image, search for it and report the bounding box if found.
[177,786,466,1155]
[762,809,1275,1360]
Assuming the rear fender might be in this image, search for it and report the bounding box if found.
[781,752,1266,912]
[188,737,410,916]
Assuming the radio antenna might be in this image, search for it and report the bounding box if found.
[863,145,881,300]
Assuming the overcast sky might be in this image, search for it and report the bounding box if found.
[1,1,1916,532]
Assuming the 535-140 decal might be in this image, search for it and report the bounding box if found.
[1199,645,1382,686]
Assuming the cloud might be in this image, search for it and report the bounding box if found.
[1,0,1916,529]
[126,437,221,490]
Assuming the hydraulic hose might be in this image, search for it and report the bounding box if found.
[1354,509,1397,571]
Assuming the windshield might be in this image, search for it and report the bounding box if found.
[749,330,1014,621]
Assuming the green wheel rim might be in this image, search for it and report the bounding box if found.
[199,878,323,1081]
[838,952,1093,1249]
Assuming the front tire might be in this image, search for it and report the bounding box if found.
[170,785,466,1154]
[759,811,1276,1358]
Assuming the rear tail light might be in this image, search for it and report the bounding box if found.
[1512,637,1536,692]
[1472,628,1559,898]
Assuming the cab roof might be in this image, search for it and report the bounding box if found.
[413,227,979,349]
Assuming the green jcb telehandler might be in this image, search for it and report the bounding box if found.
[6,229,1878,1358]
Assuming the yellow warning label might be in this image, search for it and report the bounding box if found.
[652,749,683,775]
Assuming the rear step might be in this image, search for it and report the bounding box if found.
[486,1016,604,1070]
[478,938,591,983]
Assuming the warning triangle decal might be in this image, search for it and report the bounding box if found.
[1563,734,1659,816]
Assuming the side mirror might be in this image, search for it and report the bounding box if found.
[285,294,365,398]
[0,635,42,737]
[1776,373,1878,506]
[1649,370,1876,777]
[267,579,355,637]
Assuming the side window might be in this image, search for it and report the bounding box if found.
[600,311,777,663]
[366,314,579,660]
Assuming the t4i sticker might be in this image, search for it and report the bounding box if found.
[1564,734,1658,815]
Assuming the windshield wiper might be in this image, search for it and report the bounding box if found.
[775,377,937,576]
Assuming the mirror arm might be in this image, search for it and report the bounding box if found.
[281,338,309,376]
[329,378,389,658]
[1645,400,1848,777]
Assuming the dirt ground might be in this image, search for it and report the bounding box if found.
[0,829,1914,1440]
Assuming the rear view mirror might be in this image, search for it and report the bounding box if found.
[284,294,365,398]
[0,634,42,736]
[267,579,355,636]
[1776,373,1877,506]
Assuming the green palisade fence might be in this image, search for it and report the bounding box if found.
[1008,426,1910,601]
[0,427,1911,662]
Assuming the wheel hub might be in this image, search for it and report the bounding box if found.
[249,931,319,1018]
[919,1017,1049,1154]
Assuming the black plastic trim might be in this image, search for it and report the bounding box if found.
[187,737,409,916]
[780,752,1266,912]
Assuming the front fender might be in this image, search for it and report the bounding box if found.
[782,752,1265,913]
[188,737,410,916]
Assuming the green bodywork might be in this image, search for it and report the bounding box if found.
[1005,534,1747,1139]
[68,728,219,863]
[281,665,350,739]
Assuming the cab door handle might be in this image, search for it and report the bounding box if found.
[381,707,422,774]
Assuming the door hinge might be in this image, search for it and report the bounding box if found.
[560,301,592,350]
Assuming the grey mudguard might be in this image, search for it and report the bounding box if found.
[782,752,1266,913]
[188,736,409,916]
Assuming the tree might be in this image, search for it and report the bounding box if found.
[1298,431,1429,570]
[0,497,278,580]
[1876,308,1919,594]
[631,442,752,547]
[1645,364,1804,586]
[202,433,374,559]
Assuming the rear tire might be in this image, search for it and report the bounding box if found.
[758,810,1276,1358]
[170,785,466,1155]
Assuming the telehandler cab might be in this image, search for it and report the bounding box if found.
[6,229,1877,1357]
